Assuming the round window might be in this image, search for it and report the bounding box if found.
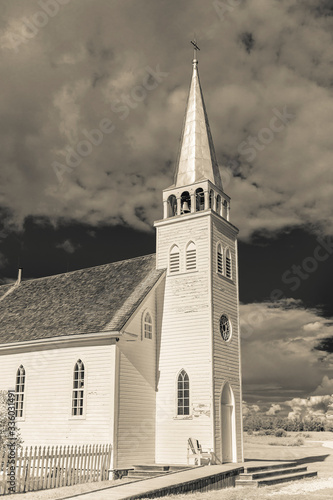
[219,314,231,342]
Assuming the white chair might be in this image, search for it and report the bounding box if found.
[187,437,212,465]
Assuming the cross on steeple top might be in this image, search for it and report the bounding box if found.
[191,39,200,63]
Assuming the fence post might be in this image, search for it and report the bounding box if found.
[57,445,65,489]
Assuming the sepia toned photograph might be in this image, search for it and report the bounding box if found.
[0,1,332,499]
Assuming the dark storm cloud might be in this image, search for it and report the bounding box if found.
[240,32,254,53]
[0,0,332,240]
[241,300,333,403]
[314,337,333,354]
[0,1,332,411]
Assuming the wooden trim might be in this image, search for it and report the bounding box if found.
[112,346,120,469]
[119,273,165,335]
[0,331,121,354]
[235,239,244,461]
[208,215,215,455]
[154,209,239,234]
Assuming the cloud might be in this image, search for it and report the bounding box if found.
[0,1,332,239]
[56,239,79,254]
[314,337,333,354]
[312,376,333,396]
[242,401,260,416]
[266,404,282,416]
[286,395,333,420]
[241,301,333,403]
[303,322,322,332]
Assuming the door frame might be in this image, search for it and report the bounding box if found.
[219,381,237,463]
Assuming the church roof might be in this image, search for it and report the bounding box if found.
[174,59,223,190]
[0,254,164,345]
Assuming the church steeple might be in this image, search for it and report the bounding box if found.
[174,49,222,190]
[159,46,229,221]
[154,50,242,466]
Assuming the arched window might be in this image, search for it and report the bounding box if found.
[217,244,223,275]
[169,245,180,273]
[15,365,25,418]
[209,190,214,209]
[167,194,177,217]
[195,188,205,211]
[181,191,191,214]
[177,369,190,416]
[216,195,221,215]
[186,242,196,271]
[143,311,153,339]
[72,360,85,416]
[226,249,232,279]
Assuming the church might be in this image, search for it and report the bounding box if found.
[0,53,243,469]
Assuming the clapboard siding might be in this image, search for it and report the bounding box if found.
[116,283,161,467]
[0,344,116,447]
[155,215,214,464]
[210,215,243,462]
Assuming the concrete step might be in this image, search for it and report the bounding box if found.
[169,465,192,471]
[236,470,317,487]
[241,465,308,481]
[244,461,297,473]
[132,465,171,472]
[132,464,190,472]
[128,464,191,480]
[127,470,169,479]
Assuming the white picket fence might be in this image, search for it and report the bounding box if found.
[0,444,112,494]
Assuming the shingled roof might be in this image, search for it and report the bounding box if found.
[0,254,164,345]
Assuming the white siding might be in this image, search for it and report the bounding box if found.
[210,215,243,462]
[0,343,116,447]
[155,215,214,464]
[115,283,161,467]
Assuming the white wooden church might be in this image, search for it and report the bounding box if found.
[0,54,243,469]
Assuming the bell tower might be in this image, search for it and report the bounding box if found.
[154,48,243,465]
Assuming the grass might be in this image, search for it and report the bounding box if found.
[3,476,135,500]
[5,432,333,499]
[142,481,333,500]
[141,432,333,500]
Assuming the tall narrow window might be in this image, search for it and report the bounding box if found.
[186,242,196,271]
[169,245,180,273]
[15,365,25,418]
[217,244,223,274]
[72,360,85,416]
[144,311,153,339]
[177,369,190,416]
[226,249,232,279]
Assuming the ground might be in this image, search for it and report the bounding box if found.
[5,432,333,499]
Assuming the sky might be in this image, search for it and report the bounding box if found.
[0,0,333,419]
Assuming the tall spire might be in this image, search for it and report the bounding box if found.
[174,46,222,190]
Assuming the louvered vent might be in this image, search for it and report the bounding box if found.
[226,251,232,279]
[217,248,223,274]
[186,249,196,270]
[186,242,196,271]
[170,248,180,273]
